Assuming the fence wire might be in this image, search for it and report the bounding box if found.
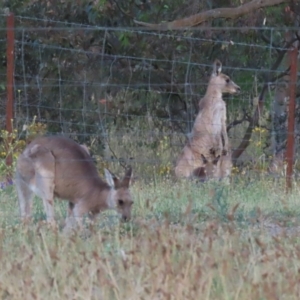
[0,14,299,183]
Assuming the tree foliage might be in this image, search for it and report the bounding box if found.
[0,0,299,164]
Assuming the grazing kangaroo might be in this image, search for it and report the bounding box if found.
[175,60,240,179]
[15,136,133,230]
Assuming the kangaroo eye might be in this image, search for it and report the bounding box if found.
[226,78,230,83]
[118,199,124,206]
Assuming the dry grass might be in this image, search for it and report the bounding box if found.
[1,177,300,299]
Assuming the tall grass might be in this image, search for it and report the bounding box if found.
[1,177,300,299]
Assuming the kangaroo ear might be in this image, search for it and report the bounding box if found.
[122,167,133,188]
[201,154,208,164]
[213,155,221,165]
[104,169,119,188]
[212,59,222,76]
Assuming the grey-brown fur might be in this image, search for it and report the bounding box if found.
[175,60,240,179]
[15,136,133,230]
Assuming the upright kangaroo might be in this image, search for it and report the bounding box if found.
[15,136,133,230]
[175,60,240,179]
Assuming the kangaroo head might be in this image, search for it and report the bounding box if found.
[201,153,220,178]
[210,59,241,94]
[104,167,133,221]
[193,153,220,181]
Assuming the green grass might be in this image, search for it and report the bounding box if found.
[1,176,300,299]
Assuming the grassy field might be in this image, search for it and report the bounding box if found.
[1,176,300,299]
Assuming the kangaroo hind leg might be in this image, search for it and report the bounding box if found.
[29,145,56,225]
[15,171,34,222]
[15,154,36,222]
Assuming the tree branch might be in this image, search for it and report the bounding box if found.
[260,32,280,51]
[227,109,251,132]
[230,33,297,163]
[134,0,288,30]
[231,65,291,163]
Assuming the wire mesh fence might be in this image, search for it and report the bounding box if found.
[0,13,299,183]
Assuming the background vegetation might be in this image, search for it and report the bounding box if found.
[1,177,300,299]
[0,1,300,298]
[0,0,299,179]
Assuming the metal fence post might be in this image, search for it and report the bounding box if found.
[285,41,298,193]
[6,12,15,179]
